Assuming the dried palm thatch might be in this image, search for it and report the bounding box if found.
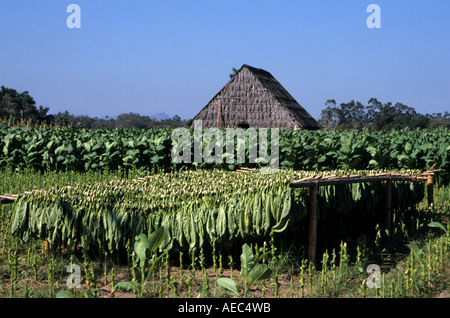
[192,64,319,129]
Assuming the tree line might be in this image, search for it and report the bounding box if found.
[318,98,449,130]
[0,86,51,124]
[52,111,188,129]
[1,85,448,130]
[0,86,188,129]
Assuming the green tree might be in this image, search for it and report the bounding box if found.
[427,111,450,129]
[319,99,339,129]
[319,97,437,131]
[0,86,52,124]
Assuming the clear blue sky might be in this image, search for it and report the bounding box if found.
[1,0,449,120]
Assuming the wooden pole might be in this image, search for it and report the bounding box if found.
[427,174,434,208]
[307,183,318,266]
[44,238,49,256]
[384,179,392,232]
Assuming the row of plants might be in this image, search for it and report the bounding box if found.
[8,169,426,259]
[1,166,448,299]
[0,127,172,172]
[280,128,449,172]
[0,167,137,195]
[1,127,449,174]
[1,186,449,298]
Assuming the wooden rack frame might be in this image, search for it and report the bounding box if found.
[289,170,439,266]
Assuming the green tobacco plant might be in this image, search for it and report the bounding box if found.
[114,226,166,297]
[1,127,449,173]
[217,243,271,297]
[55,227,166,298]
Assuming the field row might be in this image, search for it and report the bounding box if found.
[8,169,426,258]
[1,127,449,173]
[1,181,449,299]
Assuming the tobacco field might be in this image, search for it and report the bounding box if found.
[0,127,449,174]
[0,127,449,299]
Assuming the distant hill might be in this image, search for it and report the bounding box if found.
[150,112,171,121]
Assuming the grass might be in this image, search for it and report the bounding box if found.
[0,168,449,299]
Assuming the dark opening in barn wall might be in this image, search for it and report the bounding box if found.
[238,122,250,129]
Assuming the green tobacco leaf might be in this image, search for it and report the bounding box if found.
[10,198,25,235]
[366,146,377,157]
[55,291,75,298]
[148,226,166,252]
[206,209,216,241]
[113,281,140,293]
[216,205,227,238]
[248,263,272,287]
[427,222,447,233]
[368,159,378,167]
[272,189,291,233]
[240,243,255,275]
[405,142,412,153]
[189,212,197,249]
[217,278,240,297]
[134,234,149,267]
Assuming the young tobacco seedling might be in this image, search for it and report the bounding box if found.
[113,226,166,298]
[217,243,271,297]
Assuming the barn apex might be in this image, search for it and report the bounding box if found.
[192,64,319,130]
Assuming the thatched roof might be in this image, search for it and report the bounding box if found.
[192,64,319,129]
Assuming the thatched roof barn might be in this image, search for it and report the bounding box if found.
[192,64,319,129]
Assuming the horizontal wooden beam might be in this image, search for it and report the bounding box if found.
[0,194,18,204]
[290,175,428,188]
[0,189,43,205]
